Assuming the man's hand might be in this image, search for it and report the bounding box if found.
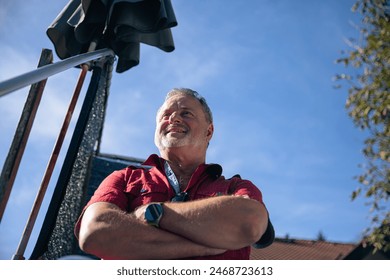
[158,195,268,250]
[132,195,268,251]
[133,204,148,222]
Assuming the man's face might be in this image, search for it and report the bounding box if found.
[154,93,213,152]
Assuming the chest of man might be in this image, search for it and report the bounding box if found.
[122,167,231,211]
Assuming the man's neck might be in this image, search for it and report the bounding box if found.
[160,148,205,178]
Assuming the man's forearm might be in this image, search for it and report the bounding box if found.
[78,202,225,259]
[159,196,268,250]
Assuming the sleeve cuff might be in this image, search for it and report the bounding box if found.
[252,217,275,249]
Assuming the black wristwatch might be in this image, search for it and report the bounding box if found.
[144,203,164,227]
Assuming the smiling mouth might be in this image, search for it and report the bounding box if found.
[165,126,187,134]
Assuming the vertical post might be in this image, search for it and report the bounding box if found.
[0,49,53,222]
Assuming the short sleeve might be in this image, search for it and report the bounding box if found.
[84,169,130,210]
[228,177,263,203]
[228,176,275,249]
[74,169,129,239]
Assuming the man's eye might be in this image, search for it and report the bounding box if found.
[182,111,193,116]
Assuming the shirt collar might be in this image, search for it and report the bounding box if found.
[205,163,222,178]
[143,154,222,178]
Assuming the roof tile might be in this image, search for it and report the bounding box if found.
[251,238,356,260]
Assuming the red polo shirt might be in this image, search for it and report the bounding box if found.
[75,154,272,259]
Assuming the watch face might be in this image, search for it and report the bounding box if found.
[145,203,163,226]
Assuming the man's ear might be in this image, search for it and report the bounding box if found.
[206,123,214,140]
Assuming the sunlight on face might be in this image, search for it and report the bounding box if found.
[154,93,213,151]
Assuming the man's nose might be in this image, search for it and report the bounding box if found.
[169,112,181,123]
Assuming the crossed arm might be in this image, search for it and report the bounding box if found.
[77,195,268,259]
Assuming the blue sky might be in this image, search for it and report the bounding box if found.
[0,0,369,259]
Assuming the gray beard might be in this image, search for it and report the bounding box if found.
[157,136,189,148]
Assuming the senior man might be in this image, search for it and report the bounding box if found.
[75,88,274,259]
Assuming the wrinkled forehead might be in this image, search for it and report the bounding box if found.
[157,93,203,116]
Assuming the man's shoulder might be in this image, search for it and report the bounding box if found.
[119,153,161,173]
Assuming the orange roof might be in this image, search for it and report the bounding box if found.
[251,238,356,260]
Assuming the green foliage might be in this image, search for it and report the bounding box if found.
[335,0,390,252]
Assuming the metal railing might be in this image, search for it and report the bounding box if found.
[0,48,114,97]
